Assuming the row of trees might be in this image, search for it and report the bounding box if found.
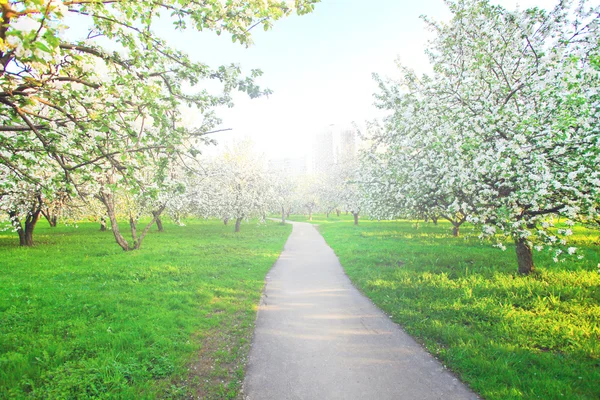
[0,0,318,249]
[358,0,600,274]
[4,0,597,276]
[191,141,363,230]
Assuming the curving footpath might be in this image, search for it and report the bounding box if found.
[242,221,478,400]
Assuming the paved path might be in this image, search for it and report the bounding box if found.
[242,221,478,400]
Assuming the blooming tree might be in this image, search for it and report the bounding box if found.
[0,153,67,245]
[296,174,320,221]
[365,0,600,273]
[197,141,271,232]
[270,169,297,224]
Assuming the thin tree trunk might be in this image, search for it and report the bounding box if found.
[441,214,465,237]
[100,216,107,231]
[353,212,359,226]
[336,209,340,217]
[129,216,138,248]
[98,192,164,251]
[234,217,243,233]
[41,209,58,227]
[223,217,229,225]
[281,206,286,224]
[515,237,534,274]
[432,215,438,225]
[133,205,165,249]
[452,224,460,237]
[99,192,130,251]
[309,211,313,221]
[153,211,164,232]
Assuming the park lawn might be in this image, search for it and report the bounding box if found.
[0,219,291,399]
[290,214,600,400]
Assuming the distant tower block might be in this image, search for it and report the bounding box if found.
[314,126,335,174]
[338,128,356,165]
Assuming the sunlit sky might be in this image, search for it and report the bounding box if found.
[159,0,551,159]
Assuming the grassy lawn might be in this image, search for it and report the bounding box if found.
[289,214,600,400]
[0,219,290,399]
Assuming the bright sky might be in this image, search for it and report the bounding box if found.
[161,0,551,158]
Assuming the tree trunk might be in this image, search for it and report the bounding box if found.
[16,228,26,246]
[353,212,359,226]
[23,215,38,246]
[432,215,438,225]
[336,209,340,217]
[281,206,286,224]
[326,211,330,218]
[452,224,460,237]
[10,212,27,246]
[129,216,138,249]
[515,237,534,275]
[99,192,130,251]
[133,206,164,249]
[234,217,243,233]
[286,208,291,218]
[10,203,41,246]
[153,211,164,232]
[309,211,313,221]
[41,211,57,227]
[98,192,164,251]
[20,212,40,246]
[223,217,229,225]
[100,216,107,231]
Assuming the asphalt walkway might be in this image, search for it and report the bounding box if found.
[242,221,478,400]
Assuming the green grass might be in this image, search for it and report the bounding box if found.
[289,214,600,400]
[0,219,291,399]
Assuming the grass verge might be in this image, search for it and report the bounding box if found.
[290,214,600,400]
[0,219,291,399]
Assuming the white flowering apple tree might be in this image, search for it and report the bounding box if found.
[366,0,600,274]
[361,92,476,236]
[269,169,297,224]
[0,153,70,245]
[296,174,320,221]
[197,141,272,232]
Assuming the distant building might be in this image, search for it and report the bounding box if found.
[313,125,335,174]
[337,128,356,166]
[268,156,307,176]
[313,124,356,173]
